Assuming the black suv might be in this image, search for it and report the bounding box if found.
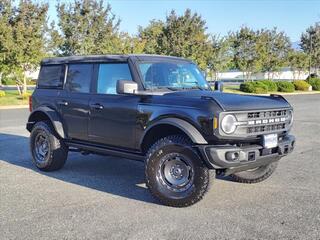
[27,54,295,207]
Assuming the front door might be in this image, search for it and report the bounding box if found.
[88,63,140,149]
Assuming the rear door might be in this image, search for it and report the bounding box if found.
[88,62,140,149]
[59,63,94,141]
[34,64,65,111]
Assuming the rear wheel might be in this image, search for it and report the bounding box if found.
[30,121,68,171]
[145,135,213,207]
[230,162,278,184]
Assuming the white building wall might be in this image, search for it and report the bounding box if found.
[253,70,309,80]
[219,69,309,80]
[25,69,40,80]
[218,71,244,79]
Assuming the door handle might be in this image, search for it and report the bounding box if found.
[90,103,104,110]
[57,100,68,106]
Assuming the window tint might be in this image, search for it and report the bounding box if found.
[38,65,64,88]
[97,63,132,94]
[67,64,93,93]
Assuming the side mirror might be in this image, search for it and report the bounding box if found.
[214,81,224,92]
[116,80,138,94]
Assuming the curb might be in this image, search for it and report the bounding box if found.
[0,105,29,110]
[224,91,320,96]
[268,91,320,96]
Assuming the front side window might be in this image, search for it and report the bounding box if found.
[37,65,64,88]
[139,62,209,90]
[97,63,132,94]
[67,64,93,93]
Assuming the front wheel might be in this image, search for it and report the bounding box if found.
[230,162,278,184]
[30,121,68,171]
[145,135,213,207]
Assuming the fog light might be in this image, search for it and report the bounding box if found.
[225,151,239,161]
[248,151,256,161]
[284,145,289,154]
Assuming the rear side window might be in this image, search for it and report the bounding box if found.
[37,65,64,88]
[67,64,93,93]
[97,63,132,94]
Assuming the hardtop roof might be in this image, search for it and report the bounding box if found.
[41,54,193,65]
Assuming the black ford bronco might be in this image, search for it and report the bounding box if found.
[27,54,295,207]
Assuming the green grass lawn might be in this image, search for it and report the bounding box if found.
[0,90,33,106]
[222,85,243,94]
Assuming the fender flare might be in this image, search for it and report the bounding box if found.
[141,118,208,145]
[27,106,66,139]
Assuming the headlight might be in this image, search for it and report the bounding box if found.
[221,114,237,134]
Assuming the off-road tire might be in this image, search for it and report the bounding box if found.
[145,134,214,207]
[230,162,278,184]
[30,121,68,171]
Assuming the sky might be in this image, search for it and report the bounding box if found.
[47,0,320,42]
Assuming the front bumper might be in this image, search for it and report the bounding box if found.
[197,135,295,175]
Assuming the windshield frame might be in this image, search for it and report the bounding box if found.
[136,60,210,91]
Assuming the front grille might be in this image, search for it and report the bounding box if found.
[246,109,289,134]
[219,108,292,137]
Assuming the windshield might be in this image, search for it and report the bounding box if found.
[138,62,210,90]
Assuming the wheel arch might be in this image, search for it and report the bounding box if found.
[26,106,66,139]
[140,118,208,154]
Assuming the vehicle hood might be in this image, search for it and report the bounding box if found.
[163,90,292,111]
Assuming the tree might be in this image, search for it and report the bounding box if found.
[301,22,320,74]
[162,9,210,69]
[0,0,14,85]
[138,9,211,70]
[229,27,260,81]
[206,35,232,80]
[288,50,309,79]
[8,0,48,94]
[51,0,121,56]
[138,20,164,54]
[256,28,291,79]
[119,32,146,54]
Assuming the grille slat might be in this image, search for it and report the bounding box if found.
[245,110,288,134]
[247,123,286,134]
[247,110,287,120]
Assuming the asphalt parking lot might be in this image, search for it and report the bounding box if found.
[1,94,320,240]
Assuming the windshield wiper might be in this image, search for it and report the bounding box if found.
[180,81,209,91]
[166,87,180,91]
[150,86,208,91]
[150,86,179,91]
[189,86,206,91]
[181,85,208,91]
